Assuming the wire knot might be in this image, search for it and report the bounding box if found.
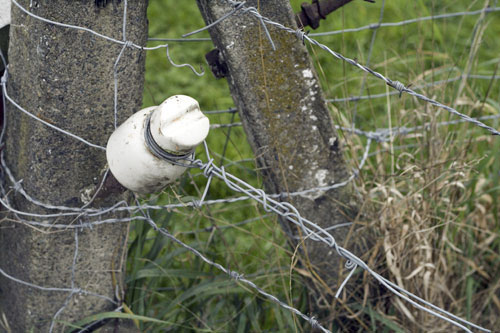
[309,316,320,328]
[202,158,215,178]
[345,259,356,270]
[229,270,243,280]
[11,179,23,192]
[389,80,406,97]
[124,40,133,48]
[325,234,336,247]
[80,219,93,230]
[369,129,391,142]
[255,189,271,212]
[295,29,308,45]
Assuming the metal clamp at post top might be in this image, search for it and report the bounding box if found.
[296,0,375,29]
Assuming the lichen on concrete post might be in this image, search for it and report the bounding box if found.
[0,1,147,331]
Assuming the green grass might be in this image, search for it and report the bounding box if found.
[117,1,500,332]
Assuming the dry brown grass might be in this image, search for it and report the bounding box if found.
[332,89,500,331]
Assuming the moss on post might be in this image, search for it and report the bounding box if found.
[197,0,371,310]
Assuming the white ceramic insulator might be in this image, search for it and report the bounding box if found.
[106,95,210,194]
[0,0,10,29]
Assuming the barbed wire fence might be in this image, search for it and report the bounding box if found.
[0,0,499,332]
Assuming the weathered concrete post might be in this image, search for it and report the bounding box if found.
[0,1,147,331]
[196,0,369,309]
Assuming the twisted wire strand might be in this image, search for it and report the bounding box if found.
[189,142,489,332]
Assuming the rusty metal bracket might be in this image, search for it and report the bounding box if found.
[296,0,375,29]
[205,48,229,79]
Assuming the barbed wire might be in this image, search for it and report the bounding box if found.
[339,114,500,142]
[146,6,500,41]
[138,204,331,333]
[212,0,499,136]
[1,63,337,333]
[0,122,371,221]
[160,141,489,333]
[0,0,496,332]
[203,72,500,119]
[209,112,500,139]
[328,73,500,103]
[351,0,386,128]
[0,135,487,332]
[49,229,80,332]
[310,5,500,36]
